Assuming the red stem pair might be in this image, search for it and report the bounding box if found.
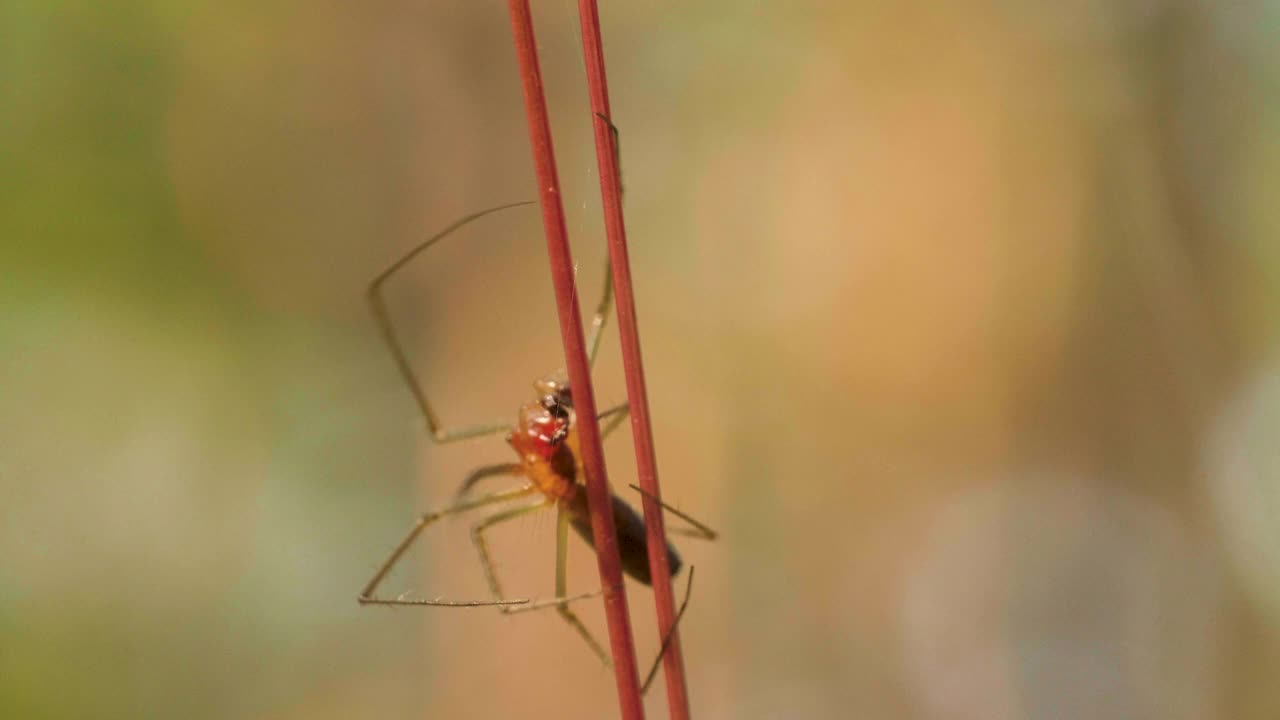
[504,2,690,719]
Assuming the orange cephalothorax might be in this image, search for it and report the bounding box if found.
[508,401,578,501]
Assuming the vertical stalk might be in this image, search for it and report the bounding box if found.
[575,3,691,718]
[503,1,645,718]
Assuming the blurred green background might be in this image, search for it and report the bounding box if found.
[4,1,1280,718]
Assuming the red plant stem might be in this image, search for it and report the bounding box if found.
[504,2,645,718]
[575,3,691,719]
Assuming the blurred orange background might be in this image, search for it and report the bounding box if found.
[4,1,1280,718]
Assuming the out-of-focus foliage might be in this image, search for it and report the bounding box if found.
[3,1,1279,718]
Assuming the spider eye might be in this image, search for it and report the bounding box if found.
[541,394,570,420]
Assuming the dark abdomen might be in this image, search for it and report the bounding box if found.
[569,493,682,585]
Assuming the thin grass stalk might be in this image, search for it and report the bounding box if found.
[574,3,692,719]
[503,1,645,717]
